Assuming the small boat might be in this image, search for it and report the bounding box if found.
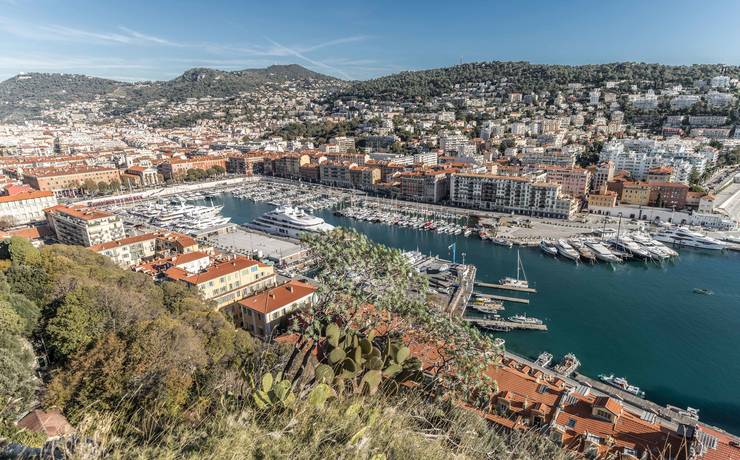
[554,353,580,376]
[539,240,558,257]
[693,288,713,295]
[599,374,646,398]
[507,314,543,325]
[499,250,529,288]
[470,302,504,314]
[490,237,513,248]
[535,351,553,367]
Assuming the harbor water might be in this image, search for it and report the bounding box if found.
[212,193,740,434]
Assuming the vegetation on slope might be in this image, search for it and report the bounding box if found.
[342,61,740,100]
[0,233,572,459]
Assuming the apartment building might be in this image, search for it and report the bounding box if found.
[23,166,121,196]
[519,148,576,167]
[164,255,276,309]
[0,190,57,226]
[122,165,161,186]
[587,190,618,208]
[450,173,578,219]
[398,170,452,203]
[318,161,354,188]
[234,279,317,339]
[589,161,615,192]
[158,156,227,180]
[45,205,125,247]
[620,183,652,206]
[349,165,381,190]
[91,233,158,267]
[270,154,310,179]
[538,166,592,197]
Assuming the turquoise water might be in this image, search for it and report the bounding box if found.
[214,194,740,434]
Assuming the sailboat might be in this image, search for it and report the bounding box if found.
[499,250,529,288]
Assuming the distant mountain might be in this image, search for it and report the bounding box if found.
[0,64,339,119]
[0,73,125,105]
[134,64,339,101]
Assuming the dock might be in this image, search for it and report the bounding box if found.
[473,292,530,304]
[475,281,537,293]
[466,317,547,331]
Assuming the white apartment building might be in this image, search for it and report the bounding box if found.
[600,140,716,183]
[710,75,730,89]
[670,95,700,110]
[0,191,57,226]
[45,205,125,247]
[91,233,158,267]
[449,173,578,219]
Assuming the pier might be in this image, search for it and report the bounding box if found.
[473,292,530,304]
[466,317,547,331]
[475,281,537,293]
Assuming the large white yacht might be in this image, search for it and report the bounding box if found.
[248,206,335,238]
[652,227,727,250]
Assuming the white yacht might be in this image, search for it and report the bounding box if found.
[556,239,580,261]
[653,227,726,250]
[631,233,678,258]
[608,236,652,259]
[249,206,335,238]
[584,240,622,263]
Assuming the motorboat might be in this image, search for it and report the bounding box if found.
[556,239,580,261]
[539,240,558,257]
[599,374,646,398]
[652,227,727,250]
[584,240,622,263]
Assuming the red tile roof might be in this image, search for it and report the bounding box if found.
[238,279,317,314]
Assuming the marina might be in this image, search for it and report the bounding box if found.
[189,189,740,434]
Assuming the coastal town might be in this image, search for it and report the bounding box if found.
[1,62,740,459]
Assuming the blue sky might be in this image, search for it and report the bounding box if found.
[1,0,740,82]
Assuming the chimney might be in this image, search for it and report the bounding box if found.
[287,285,294,292]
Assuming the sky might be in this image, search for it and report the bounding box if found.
[1,0,740,82]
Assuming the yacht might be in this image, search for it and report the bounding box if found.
[653,227,727,250]
[608,236,652,259]
[507,314,543,325]
[631,233,678,258]
[535,351,553,367]
[556,239,580,261]
[539,240,558,257]
[554,353,581,377]
[584,240,622,263]
[570,239,596,263]
[599,374,645,398]
[499,250,529,288]
[248,206,335,238]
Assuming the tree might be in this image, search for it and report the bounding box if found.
[110,179,121,192]
[688,167,701,186]
[81,178,98,195]
[212,165,226,175]
[97,181,110,193]
[45,287,107,361]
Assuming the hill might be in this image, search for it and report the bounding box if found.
[342,61,740,100]
[0,73,124,105]
[0,64,339,119]
[131,64,339,102]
